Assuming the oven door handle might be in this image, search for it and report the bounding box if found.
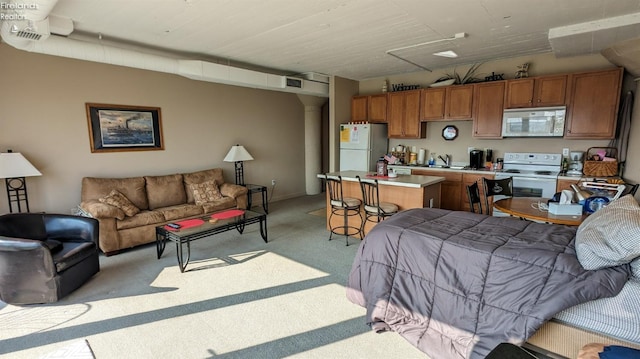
[497,176,557,182]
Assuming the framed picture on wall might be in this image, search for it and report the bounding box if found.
[86,103,164,153]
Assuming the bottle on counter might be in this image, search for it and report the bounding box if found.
[376,157,388,176]
[485,149,493,169]
[428,153,436,167]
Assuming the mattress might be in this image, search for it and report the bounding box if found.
[553,277,640,344]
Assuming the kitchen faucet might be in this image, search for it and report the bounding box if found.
[438,154,451,167]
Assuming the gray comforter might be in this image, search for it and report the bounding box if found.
[346,208,631,359]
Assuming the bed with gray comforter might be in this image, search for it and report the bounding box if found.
[346,208,631,359]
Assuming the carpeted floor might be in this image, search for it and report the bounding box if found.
[307,208,326,217]
[39,339,95,359]
[0,194,425,359]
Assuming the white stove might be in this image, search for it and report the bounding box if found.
[493,152,562,216]
[500,152,562,179]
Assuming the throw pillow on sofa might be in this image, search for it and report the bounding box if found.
[99,189,141,217]
[189,180,224,205]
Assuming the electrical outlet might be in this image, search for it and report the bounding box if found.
[562,148,570,157]
[271,179,276,186]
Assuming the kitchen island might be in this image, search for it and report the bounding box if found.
[317,170,444,237]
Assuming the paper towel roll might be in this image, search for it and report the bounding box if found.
[418,148,426,164]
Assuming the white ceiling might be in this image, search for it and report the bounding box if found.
[34,0,640,80]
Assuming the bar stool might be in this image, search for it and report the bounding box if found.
[325,175,362,246]
[483,177,513,213]
[466,181,484,214]
[356,176,398,233]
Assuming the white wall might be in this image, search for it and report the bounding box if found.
[0,43,308,214]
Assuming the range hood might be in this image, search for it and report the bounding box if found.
[0,0,329,97]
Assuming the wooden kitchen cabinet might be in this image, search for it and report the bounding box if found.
[351,95,368,122]
[351,94,388,123]
[445,85,474,119]
[505,75,567,108]
[461,173,494,213]
[412,169,462,210]
[387,90,426,138]
[473,81,505,138]
[420,88,446,120]
[564,68,623,139]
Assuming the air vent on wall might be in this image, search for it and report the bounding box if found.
[6,18,50,41]
[286,77,303,88]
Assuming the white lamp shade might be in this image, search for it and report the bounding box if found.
[0,152,42,178]
[223,145,254,162]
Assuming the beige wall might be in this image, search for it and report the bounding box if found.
[359,52,640,185]
[330,76,359,172]
[0,43,308,214]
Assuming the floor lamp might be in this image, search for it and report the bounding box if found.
[223,145,254,185]
[0,151,42,213]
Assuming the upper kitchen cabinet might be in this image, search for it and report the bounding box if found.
[473,81,505,138]
[505,75,567,108]
[387,90,426,138]
[351,95,368,122]
[445,85,474,119]
[420,88,446,120]
[351,94,388,123]
[564,68,623,139]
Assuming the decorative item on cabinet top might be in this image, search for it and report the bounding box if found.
[390,83,421,92]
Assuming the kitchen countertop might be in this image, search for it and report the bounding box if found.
[319,170,444,188]
[388,164,498,175]
[389,165,618,180]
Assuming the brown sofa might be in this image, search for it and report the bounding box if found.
[79,168,248,255]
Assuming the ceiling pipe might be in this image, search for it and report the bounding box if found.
[0,0,328,97]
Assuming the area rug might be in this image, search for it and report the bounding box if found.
[307,208,326,217]
[39,339,95,359]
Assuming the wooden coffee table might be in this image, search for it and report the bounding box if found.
[156,209,267,272]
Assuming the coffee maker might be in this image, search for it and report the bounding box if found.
[567,151,584,176]
[469,149,484,170]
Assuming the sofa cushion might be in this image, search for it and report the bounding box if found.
[99,189,140,217]
[201,197,237,213]
[156,204,204,221]
[190,179,224,205]
[183,168,225,203]
[145,174,187,210]
[81,177,149,210]
[80,200,126,220]
[116,210,166,230]
[52,241,96,273]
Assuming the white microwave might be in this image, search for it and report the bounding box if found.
[502,106,566,137]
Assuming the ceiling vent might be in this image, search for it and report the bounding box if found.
[285,77,304,88]
[7,19,50,41]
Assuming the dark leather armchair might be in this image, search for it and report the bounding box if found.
[0,213,100,304]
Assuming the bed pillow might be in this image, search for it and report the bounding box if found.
[99,189,140,217]
[575,194,640,270]
[189,179,224,205]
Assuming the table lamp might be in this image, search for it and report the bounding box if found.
[0,150,42,213]
[223,144,254,185]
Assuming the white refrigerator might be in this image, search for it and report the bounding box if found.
[339,123,388,171]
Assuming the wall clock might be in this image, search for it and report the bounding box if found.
[442,125,458,141]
